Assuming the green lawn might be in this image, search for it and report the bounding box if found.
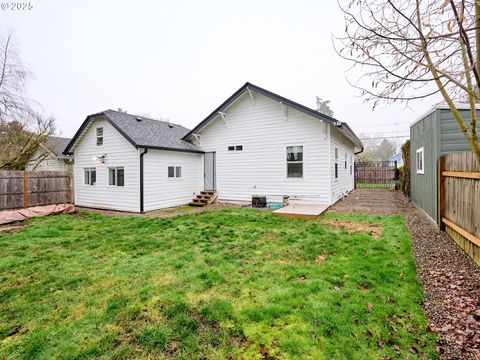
[0,209,436,359]
[356,183,395,189]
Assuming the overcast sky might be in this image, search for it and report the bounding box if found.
[1,0,443,143]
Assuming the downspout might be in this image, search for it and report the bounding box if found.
[140,148,148,213]
[354,147,364,155]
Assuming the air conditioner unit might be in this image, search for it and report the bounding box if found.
[252,196,266,208]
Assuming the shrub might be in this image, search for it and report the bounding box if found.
[399,140,410,197]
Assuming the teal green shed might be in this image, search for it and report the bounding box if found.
[410,104,480,223]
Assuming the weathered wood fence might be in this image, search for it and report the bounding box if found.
[0,171,72,210]
[355,161,397,189]
[438,152,480,265]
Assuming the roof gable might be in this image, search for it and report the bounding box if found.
[182,82,363,151]
[64,110,203,154]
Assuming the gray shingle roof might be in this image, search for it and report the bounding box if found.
[103,110,202,152]
[64,110,202,154]
[46,136,72,157]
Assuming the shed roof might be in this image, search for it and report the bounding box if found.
[410,103,480,127]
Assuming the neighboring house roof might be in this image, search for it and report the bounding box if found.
[64,110,203,154]
[182,82,364,153]
[45,136,72,158]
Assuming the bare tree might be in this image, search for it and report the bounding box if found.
[0,33,54,170]
[336,0,480,165]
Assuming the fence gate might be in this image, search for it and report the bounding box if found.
[354,161,398,189]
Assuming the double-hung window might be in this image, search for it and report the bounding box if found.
[168,166,182,178]
[96,127,103,146]
[416,147,424,174]
[286,146,303,178]
[84,168,96,185]
[109,167,125,186]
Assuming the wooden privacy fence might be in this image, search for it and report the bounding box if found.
[438,152,480,266]
[355,161,397,189]
[0,171,72,210]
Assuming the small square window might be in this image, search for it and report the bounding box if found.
[228,146,235,151]
[175,166,182,178]
[168,166,175,178]
[235,145,243,151]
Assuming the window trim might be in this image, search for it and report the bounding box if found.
[416,147,425,174]
[167,165,182,179]
[227,145,243,152]
[334,147,339,180]
[83,167,96,186]
[108,166,125,187]
[96,127,104,146]
[286,145,304,179]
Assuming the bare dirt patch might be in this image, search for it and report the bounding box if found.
[329,189,480,360]
[320,219,383,239]
[77,202,245,218]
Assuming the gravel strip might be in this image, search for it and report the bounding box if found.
[329,190,480,359]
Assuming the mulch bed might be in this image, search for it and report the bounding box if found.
[329,190,480,360]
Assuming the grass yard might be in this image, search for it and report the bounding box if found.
[0,209,436,359]
[356,183,395,190]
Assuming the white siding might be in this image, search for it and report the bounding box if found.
[197,92,331,204]
[28,155,71,172]
[143,150,203,211]
[330,127,355,203]
[73,117,141,212]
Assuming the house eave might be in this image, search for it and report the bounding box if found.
[182,82,363,150]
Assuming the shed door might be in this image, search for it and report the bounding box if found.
[204,152,216,191]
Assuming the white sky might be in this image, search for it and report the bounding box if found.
[1,0,443,143]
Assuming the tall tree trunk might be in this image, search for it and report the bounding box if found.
[476,1,480,82]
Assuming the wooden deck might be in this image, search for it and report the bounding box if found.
[272,204,328,219]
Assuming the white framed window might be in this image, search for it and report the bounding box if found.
[286,146,303,178]
[228,145,243,151]
[416,147,424,174]
[96,127,103,146]
[168,166,182,178]
[344,152,347,169]
[108,167,125,186]
[84,168,96,185]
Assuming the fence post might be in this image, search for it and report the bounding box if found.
[23,170,29,208]
[438,156,446,231]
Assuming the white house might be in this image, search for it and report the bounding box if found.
[28,136,73,171]
[64,83,363,213]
